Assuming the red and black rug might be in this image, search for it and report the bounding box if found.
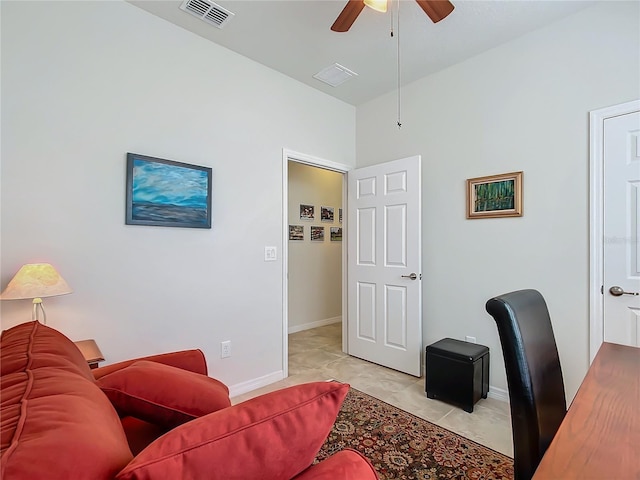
[315,388,514,479]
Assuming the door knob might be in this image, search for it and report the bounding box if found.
[401,273,418,280]
[609,286,639,296]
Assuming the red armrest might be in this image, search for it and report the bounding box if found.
[92,349,208,380]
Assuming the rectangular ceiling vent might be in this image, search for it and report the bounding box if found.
[313,63,358,88]
[180,0,235,29]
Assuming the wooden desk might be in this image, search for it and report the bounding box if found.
[533,342,640,479]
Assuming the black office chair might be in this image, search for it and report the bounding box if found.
[485,289,567,480]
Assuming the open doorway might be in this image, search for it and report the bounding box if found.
[281,150,351,378]
[287,162,342,333]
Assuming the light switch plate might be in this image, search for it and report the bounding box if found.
[265,246,277,261]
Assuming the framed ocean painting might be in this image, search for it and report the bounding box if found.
[126,153,212,228]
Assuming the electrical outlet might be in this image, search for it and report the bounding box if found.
[465,336,476,344]
[221,340,231,358]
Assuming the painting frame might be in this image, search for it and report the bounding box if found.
[466,171,523,219]
[289,225,304,241]
[320,206,334,223]
[126,153,212,228]
[300,204,315,221]
[310,226,325,242]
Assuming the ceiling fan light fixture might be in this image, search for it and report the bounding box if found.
[364,0,387,13]
[331,0,453,32]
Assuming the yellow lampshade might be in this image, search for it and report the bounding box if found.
[1,263,72,300]
[364,0,387,13]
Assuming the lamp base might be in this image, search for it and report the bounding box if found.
[32,298,47,324]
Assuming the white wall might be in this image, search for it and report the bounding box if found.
[3,0,638,402]
[0,1,355,394]
[356,1,640,400]
[287,162,343,332]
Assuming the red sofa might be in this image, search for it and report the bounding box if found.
[1,321,378,479]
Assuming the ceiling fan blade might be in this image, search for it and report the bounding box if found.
[415,0,454,23]
[331,0,366,32]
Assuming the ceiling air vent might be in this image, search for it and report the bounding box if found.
[313,63,358,87]
[180,0,235,29]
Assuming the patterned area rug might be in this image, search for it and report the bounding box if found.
[315,388,514,479]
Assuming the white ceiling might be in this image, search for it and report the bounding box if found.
[130,0,595,106]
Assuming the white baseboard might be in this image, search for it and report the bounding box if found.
[228,370,284,398]
[487,385,509,403]
[288,316,341,334]
[228,371,509,405]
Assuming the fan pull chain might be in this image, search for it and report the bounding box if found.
[396,0,402,129]
[390,8,394,37]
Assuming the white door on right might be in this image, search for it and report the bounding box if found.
[604,110,640,346]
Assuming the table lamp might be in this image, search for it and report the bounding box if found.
[0,263,73,324]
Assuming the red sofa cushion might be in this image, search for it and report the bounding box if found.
[115,381,349,480]
[98,360,231,428]
[1,319,93,380]
[293,449,378,479]
[0,321,133,480]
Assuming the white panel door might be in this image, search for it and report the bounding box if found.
[604,111,640,346]
[347,156,422,376]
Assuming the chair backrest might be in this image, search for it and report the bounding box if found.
[485,289,566,480]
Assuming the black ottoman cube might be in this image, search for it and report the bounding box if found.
[425,338,489,413]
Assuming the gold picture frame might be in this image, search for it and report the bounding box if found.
[466,171,523,219]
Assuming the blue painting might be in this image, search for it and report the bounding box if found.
[126,153,212,228]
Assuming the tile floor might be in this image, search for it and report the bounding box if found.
[232,323,513,457]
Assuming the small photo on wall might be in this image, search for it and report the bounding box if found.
[289,225,304,241]
[300,204,315,221]
[311,226,325,241]
[330,227,342,241]
[339,208,342,224]
[321,206,334,222]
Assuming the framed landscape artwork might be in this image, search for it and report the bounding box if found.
[330,227,342,241]
[466,171,523,219]
[126,153,212,228]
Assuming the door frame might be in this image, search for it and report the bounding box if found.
[589,99,640,363]
[281,148,352,378]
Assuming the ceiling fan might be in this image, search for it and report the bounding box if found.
[331,0,454,32]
